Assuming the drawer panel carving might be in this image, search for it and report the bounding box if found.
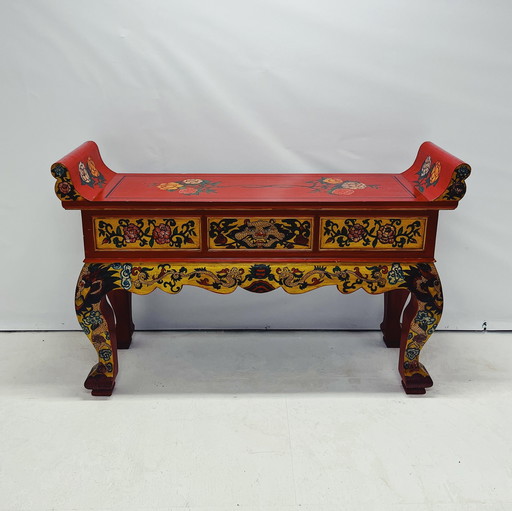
[208,217,313,250]
[94,217,200,250]
[320,217,427,250]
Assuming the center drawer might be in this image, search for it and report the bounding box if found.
[208,217,313,250]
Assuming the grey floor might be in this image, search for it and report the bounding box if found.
[1,330,511,511]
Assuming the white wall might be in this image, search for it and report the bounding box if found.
[1,0,510,331]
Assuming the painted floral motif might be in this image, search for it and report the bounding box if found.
[81,310,103,330]
[51,164,82,201]
[75,264,121,380]
[79,262,399,297]
[322,218,425,249]
[307,178,379,196]
[51,158,107,201]
[95,218,199,249]
[75,261,442,392]
[415,310,436,329]
[400,263,443,372]
[387,263,405,285]
[123,223,142,243]
[346,224,366,242]
[157,178,219,196]
[110,262,135,290]
[438,164,471,201]
[414,156,442,193]
[75,261,438,303]
[78,158,106,188]
[209,218,312,249]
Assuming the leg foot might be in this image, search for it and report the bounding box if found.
[84,364,116,396]
[401,363,434,395]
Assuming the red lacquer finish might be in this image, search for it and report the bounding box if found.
[98,173,416,203]
[53,141,469,210]
[52,141,471,396]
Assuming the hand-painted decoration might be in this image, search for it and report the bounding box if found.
[91,262,404,294]
[400,263,443,379]
[321,217,426,250]
[78,158,107,188]
[51,164,82,201]
[154,177,381,198]
[437,164,472,201]
[52,140,471,396]
[94,217,200,250]
[208,218,312,249]
[75,264,121,387]
[75,261,442,395]
[157,178,219,195]
[414,156,442,193]
[307,178,379,196]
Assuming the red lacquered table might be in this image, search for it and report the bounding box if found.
[52,141,470,396]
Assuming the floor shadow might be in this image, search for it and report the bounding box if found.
[113,330,402,395]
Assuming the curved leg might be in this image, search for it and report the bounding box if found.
[75,264,119,396]
[399,263,443,395]
[380,289,410,348]
[108,289,135,349]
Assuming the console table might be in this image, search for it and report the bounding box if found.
[51,141,470,396]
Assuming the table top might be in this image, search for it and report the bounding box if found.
[96,172,418,203]
[51,141,471,209]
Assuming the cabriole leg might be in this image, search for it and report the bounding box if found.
[400,263,443,395]
[380,289,410,348]
[108,289,135,349]
[75,264,119,396]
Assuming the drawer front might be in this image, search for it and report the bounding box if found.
[93,217,201,250]
[320,217,427,250]
[208,217,313,250]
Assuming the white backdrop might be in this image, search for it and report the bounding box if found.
[1,0,510,331]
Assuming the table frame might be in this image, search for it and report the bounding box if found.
[52,141,470,396]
